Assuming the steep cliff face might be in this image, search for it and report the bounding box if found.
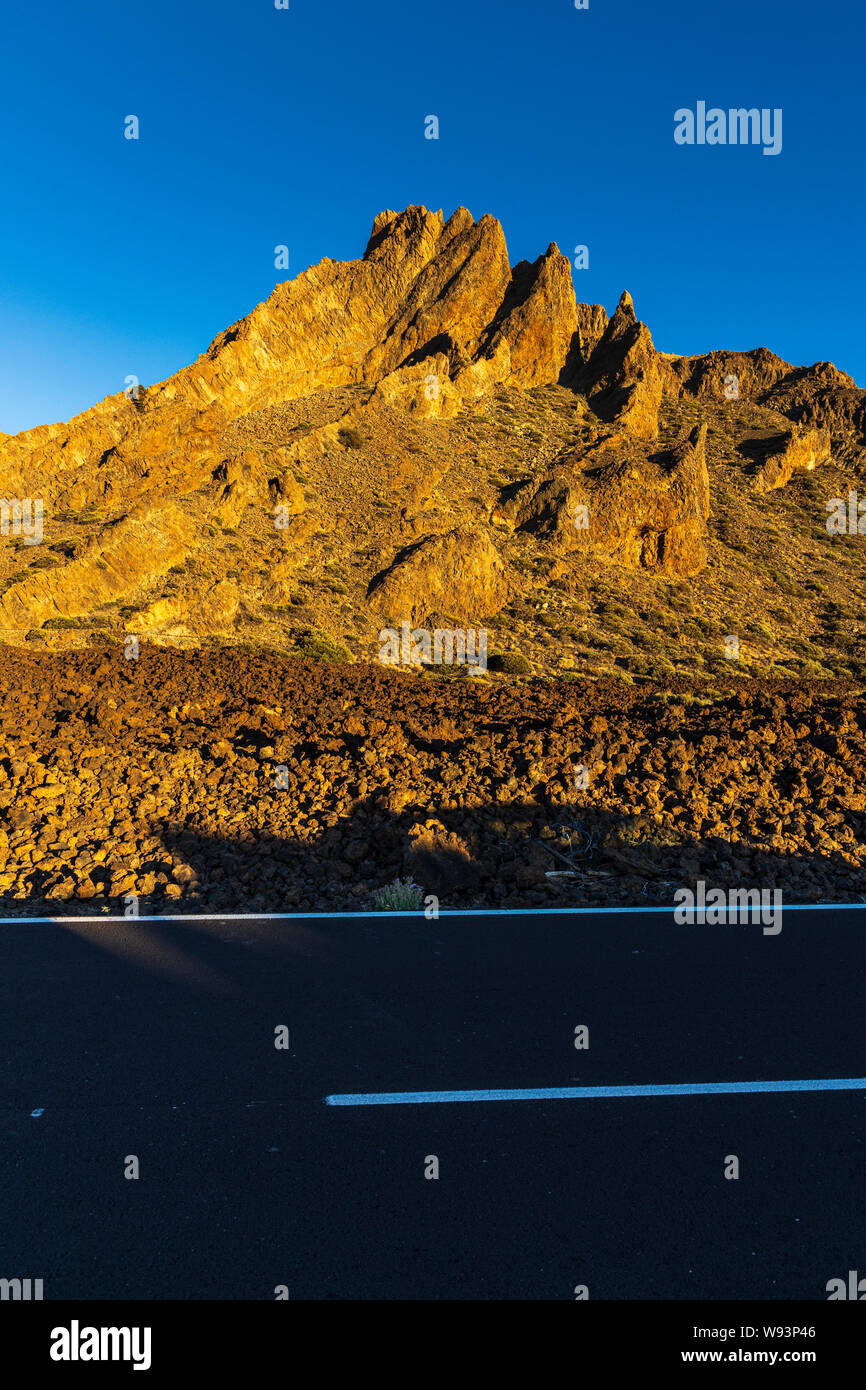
[479,243,580,387]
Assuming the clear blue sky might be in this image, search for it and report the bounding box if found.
[1,0,862,434]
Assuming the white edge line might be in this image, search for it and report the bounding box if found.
[324,1077,866,1106]
[0,903,863,924]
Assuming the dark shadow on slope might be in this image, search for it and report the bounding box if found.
[5,794,864,919]
[736,431,792,477]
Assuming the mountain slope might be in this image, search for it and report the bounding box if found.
[1,205,864,683]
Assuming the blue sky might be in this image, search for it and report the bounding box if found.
[1,0,863,434]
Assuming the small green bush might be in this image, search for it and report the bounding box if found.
[294,628,350,663]
[371,879,425,911]
[488,651,532,675]
[0,571,28,593]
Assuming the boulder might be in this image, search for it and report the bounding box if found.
[0,501,196,633]
[752,426,831,493]
[511,423,710,576]
[367,526,509,624]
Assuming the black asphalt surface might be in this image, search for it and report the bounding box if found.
[0,907,864,1299]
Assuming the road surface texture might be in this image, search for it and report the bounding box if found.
[0,906,863,1299]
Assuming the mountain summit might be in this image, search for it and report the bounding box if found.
[1,206,863,680]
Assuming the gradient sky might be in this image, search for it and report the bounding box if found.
[1,0,863,435]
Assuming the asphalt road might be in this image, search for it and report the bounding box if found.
[0,907,864,1299]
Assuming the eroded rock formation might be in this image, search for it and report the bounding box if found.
[1,204,862,651]
[505,424,710,576]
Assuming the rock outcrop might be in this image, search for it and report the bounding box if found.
[671,352,866,462]
[573,291,672,439]
[573,303,610,367]
[367,526,509,624]
[480,245,579,387]
[0,203,862,652]
[0,501,196,632]
[668,347,794,402]
[507,424,710,576]
[761,365,866,463]
[752,426,831,493]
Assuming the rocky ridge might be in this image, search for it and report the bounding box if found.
[1,205,864,682]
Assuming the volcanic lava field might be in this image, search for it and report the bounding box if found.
[0,646,863,915]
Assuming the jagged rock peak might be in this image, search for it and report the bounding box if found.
[614,289,636,322]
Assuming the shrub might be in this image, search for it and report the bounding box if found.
[371,879,425,911]
[294,628,350,663]
[597,599,630,621]
[488,651,532,675]
[338,426,365,449]
[646,658,677,681]
[766,567,802,597]
[629,628,665,650]
[666,588,694,611]
[689,614,721,637]
[627,655,677,681]
[57,507,107,525]
[0,572,28,593]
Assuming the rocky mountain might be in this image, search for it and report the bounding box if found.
[1,205,864,683]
